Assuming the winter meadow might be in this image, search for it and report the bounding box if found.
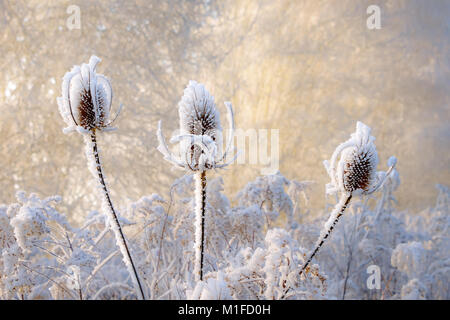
[0,1,449,300]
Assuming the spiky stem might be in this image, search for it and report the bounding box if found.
[194,170,207,281]
[87,131,145,300]
[299,193,352,276]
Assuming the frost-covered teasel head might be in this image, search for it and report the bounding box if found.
[57,56,121,134]
[157,80,236,171]
[324,121,396,196]
[178,80,221,142]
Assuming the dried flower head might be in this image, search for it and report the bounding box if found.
[324,121,395,196]
[57,56,121,134]
[178,80,221,141]
[157,80,236,171]
[292,122,397,283]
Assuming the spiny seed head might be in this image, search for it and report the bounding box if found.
[157,80,237,172]
[340,145,378,193]
[57,56,113,133]
[178,80,221,138]
[325,122,383,196]
[177,81,222,170]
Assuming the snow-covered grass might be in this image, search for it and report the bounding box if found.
[0,171,448,299]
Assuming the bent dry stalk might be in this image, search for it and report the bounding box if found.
[299,194,352,276]
[281,122,395,299]
[300,122,395,276]
[194,170,207,281]
[87,131,145,299]
[280,194,352,299]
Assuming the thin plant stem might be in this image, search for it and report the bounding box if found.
[156,186,175,273]
[89,131,145,300]
[64,231,83,300]
[280,193,352,299]
[299,193,352,276]
[194,170,207,281]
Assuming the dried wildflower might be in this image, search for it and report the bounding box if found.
[157,80,237,282]
[57,56,121,134]
[57,56,144,299]
[300,122,396,276]
[157,80,236,171]
[324,121,395,196]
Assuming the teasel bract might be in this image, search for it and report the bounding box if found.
[300,121,396,277]
[57,56,145,299]
[157,80,236,281]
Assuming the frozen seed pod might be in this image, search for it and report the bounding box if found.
[57,56,144,299]
[299,121,396,277]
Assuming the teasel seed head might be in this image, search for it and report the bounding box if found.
[178,80,221,140]
[295,122,397,282]
[57,56,122,134]
[324,121,396,196]
[157,80,237,171]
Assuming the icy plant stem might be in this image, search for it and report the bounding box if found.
[194,170,207,281]
[87,131,145,300]
[299,193,352,276]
